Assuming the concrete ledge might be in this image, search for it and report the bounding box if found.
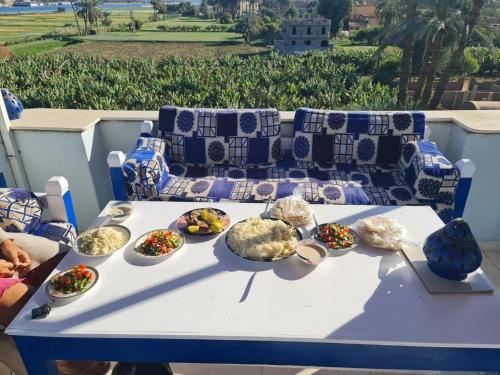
[9,108,500,134]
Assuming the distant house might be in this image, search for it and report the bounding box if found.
[348,4,378,30]
[236,0,259,16]
[275,17,331,54]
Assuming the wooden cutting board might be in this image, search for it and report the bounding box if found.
[401,243,495,294]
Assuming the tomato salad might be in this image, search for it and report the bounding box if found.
[138,230,182,256]
[52,264,93,294]
[316,223,356,250]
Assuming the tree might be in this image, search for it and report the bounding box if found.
[234,15,257,43]
[317,0,352,35]
[284,5,299,19]
[397,0,416,105]
[200,0,211,18]
[429,0,486,109]
[416,0,465,107]
[75,0,103,34]
[102,11,112,28]
[69,0,82,35]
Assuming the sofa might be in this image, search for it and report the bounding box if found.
[0,176,77,245]
[107,107,475,223]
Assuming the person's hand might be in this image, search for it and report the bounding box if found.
[0,259,15,277]
[0,239,31,271]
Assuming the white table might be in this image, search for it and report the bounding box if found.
[7,202,500,374]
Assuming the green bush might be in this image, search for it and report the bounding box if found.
[467,47,500,77]
[459,50,480,76]
[0,51,397,110]
[219,12,232,24]
[372,56,401,87]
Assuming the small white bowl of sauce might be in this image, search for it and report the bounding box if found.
[295,239,328,266]
[104,201,133,223]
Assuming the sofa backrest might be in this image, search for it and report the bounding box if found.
[158,106,281,166]
[292,108,426,166]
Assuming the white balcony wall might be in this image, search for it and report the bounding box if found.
[7,110,500,241]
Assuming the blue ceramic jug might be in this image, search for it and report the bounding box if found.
[1,89,23,120]
[423,218,482,281]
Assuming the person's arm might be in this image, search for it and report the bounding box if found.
[0,228,30,270]
[0,227,13,247]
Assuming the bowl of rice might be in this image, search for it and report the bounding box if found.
[74,225,131,257]
[225,217,301,262]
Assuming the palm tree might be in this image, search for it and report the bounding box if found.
[428,0,487,109]
[397,0,417,105]
[405,0,465,107]
[69,0,82,35]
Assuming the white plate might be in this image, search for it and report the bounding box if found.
[133,229,184,261]
[46,266,99,302]
[73,225,131,258]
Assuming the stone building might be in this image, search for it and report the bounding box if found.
[275,18,331,54]
[236,0,259,16]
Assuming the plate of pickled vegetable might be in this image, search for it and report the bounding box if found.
[134,229,184,259]
[46,264,98,301]
[176,208,230,236]
[310,223,359,250]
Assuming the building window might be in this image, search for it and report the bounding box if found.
[322,27,326,35]
[291,40,296,45]
[321,40,328,47]
[292,27,296,35]
[305,40,311,46]
[307,27,311,35]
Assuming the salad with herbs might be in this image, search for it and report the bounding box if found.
[52,264,94,294]
[314,223,356,250]
[137,230,182,256]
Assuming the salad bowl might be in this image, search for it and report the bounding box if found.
[133,229,184,262]
[46,265,99,303]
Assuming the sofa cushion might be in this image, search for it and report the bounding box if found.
[0,188,42,233]
[158,106,281,167]
[143,161,453,222]
[31,221,77,245]
[292,109,426,165]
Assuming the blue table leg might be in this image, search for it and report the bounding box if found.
[14,336,60,375]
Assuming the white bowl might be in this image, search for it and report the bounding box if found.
[104,201,133,223]
[295,239,328,266]
[73,225,131,258]
[46,266,99,303]
[133,229,184,262]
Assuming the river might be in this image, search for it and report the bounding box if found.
[0,3,156,15]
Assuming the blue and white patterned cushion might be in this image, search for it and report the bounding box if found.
[158,106,281,166]
[31,221,77,245]
[292,109,425,165]
[136,136,168,157]
[399,141,459,202]
[123,148,169,199]
[0,188,42,233]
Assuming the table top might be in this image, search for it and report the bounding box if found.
[7,202,500,348]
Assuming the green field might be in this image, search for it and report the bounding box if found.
[7,38,71,55]
[80,31,242,42]
[0,9,153,43]
[58,41,270,58]
[141,16,227,31]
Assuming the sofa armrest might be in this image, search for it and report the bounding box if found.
[454,159,475,218]
[123,148,169,200]
[43,176,77,230]
[107,151,128,201]
[399,141,460,202]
